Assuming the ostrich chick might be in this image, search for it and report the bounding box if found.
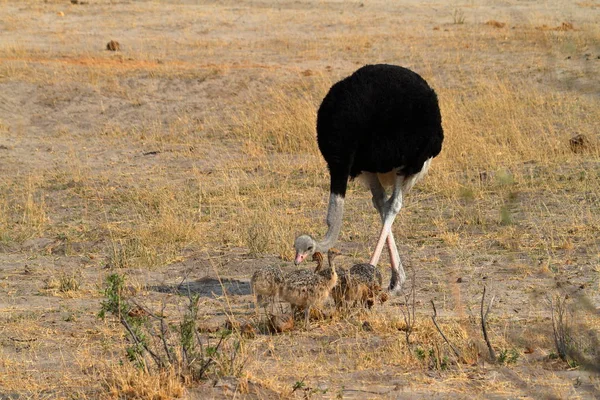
[280,250,338,328]
[348,263,384,309]
[324,250,350,309]
[333,261,384,310]
[251,265,285,310]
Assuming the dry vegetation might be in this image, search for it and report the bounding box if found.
[0,0,599,398]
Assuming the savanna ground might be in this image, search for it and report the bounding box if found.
[1,0,599,398]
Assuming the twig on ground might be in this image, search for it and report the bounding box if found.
[291,375,308,394]
[549,294,570,362]
[430,300,462,361]
[158,301,174,365]
[177,269,193,291]
[120,315,164,370]
[481,285,497,362]
[8,337,38,343]
[399,267,416,346]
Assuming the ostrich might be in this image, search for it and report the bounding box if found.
[293,64,444,293]
[250,265,285,312]
[347,263,385,309]
[280,250,339,328]
[330,258,385,310]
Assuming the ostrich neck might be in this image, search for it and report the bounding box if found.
[327,255,338,277]
[327,252,337,270]
[313,253,324,272]
[316,194,344,253]
[327,255,338,285]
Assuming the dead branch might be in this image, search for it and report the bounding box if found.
[120,315,165,370]
[197,334,225,380]
[399,267,416,346]
[549,294,570,362]
[430,300,462,361]
[481,285,497,362]
[8,337,38,343]
[291,375,308,394]
[158,301,174,365]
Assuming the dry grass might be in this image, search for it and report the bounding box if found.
[103,366,186,399]
[0,0,599,397]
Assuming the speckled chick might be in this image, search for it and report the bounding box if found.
[333,261,383,309]
[251,265,285,308]
[280,251,338,327]
[349,263,383,309]
[322,250,349,308]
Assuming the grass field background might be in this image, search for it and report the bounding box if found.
[0,0,599,398]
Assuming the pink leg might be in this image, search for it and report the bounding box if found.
[364,172,406,292]
[369,218,395,266]
[369,176,404,291]
[385,230,405,291]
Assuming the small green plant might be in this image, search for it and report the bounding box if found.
[99,273,242,380]
[566,358,580,369]
[292,376,307,394]
[99,273,150,369]
[497,348,519,364]
[98,273,127,319]
[548,352,559,360]
[459,186,475,201]
[500,205,513,225]
[414,346,449,370]
[429,348,449,370]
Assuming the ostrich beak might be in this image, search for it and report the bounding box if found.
[294,252,306,265]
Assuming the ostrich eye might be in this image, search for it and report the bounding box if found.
[307,246,313,252]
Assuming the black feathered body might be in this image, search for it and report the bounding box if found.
[316,64,444,196]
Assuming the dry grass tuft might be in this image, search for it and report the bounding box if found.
[230,78,330,156]
[485,20,506,28]
[103,366,185,399]
[0,176,49,243]
[536,22,577,31]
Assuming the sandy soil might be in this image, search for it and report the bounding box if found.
[0,0,599,398]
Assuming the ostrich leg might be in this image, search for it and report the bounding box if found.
[304,306,311,329]
[383,230,405,292]
[363,173,406,292]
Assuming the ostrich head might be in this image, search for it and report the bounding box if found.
[294,234,317,265]
[327,248,341,262]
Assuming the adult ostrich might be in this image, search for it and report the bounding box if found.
[293,64,444,293]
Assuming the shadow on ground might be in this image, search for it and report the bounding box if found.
[152,277,252,298]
